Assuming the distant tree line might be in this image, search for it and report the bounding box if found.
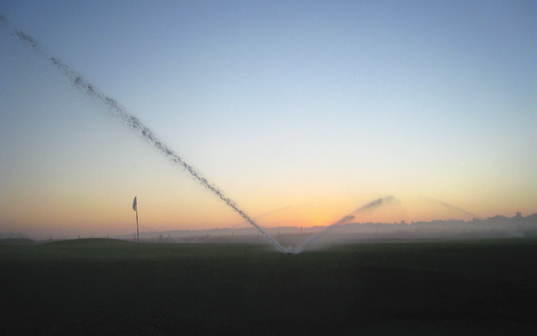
[0,232,34,245]
[0,232,29,239]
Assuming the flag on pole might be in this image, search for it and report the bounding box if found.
[133,196,139,242]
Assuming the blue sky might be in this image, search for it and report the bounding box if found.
[0,1,535,238]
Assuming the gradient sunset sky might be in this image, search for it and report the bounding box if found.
[0,1,535,238]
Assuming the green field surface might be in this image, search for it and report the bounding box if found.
[1,238,536,335]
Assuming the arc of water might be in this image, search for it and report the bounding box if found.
[293,196,395,254]
[10,25,288,254]
[294,215,354,254]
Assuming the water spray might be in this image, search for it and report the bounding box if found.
[424,199,483,220]
[293,215,354,254]
[293,196,395,254]
[230,202,314,228]
[349,196,394,214]
[436,201,483,220]
[7,22,288,254]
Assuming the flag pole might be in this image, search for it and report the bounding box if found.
[136,208,139,242]
[133,196,139,243]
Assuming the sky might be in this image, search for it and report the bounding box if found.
[0,1,535,239]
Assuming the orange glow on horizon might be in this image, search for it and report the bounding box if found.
[1,191,535,239]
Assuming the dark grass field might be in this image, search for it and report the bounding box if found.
[1,238,536,335]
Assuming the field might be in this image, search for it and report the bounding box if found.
[1,238,536,335]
